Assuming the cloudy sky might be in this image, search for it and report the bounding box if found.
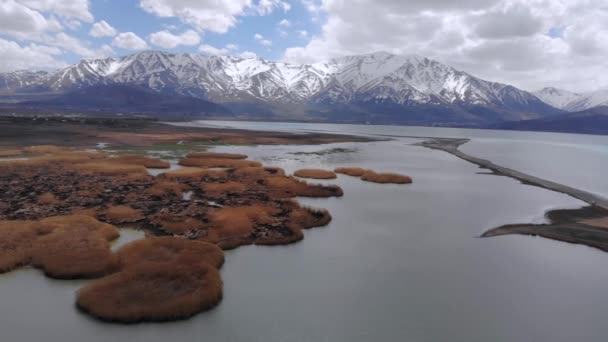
[1,0,607,92]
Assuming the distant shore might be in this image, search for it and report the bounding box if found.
[418,137,608,252]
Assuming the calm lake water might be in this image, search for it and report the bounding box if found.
[3,122,608,342]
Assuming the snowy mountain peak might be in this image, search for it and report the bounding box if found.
[534,87,608,112]
[1,50,560,122]
[533,87,583,110]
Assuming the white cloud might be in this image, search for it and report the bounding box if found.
[64,18,81,30]
[112,32,149,50]
[199,44,229,55]
[89,20,117,38]
[239,51,257,59]
[297,30,308,38]
[278,19,291,27]
[0,0,62,38]
[254,33,272,46]
[48,32,114,58]
[139,0,250,33]
[255,0,291,15]
[0,37,66,71]
[139,0,288,34]
[18,0,94,22]
[283,0,608,92]
[149,29,200,48]
[225,43,238,51]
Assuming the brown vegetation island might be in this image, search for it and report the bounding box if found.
[335,167,413,184]
[0,138,347,323]
[294,169,337,179]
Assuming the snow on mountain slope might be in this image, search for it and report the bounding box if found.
[564,89,608,112]
[1,50,560,122]
[0,70,48,94]
[533,87,584,110]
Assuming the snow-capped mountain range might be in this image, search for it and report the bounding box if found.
[533,87,608,112]
[0,51,571,124]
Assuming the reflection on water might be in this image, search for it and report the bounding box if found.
[3,123,608,341]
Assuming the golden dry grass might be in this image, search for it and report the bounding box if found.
[361,171,413,184]
[71,162,148,175]
[186,152,248,159]
[294,169,337,179]
[23,145,65,154]
[109,155,170,169]
[232,166,285,177]
[334,167,368,177]
[76,262,222,323]
[0,149,23,157]
[76,237,224,323]
[124,173,153,182]
[201,181,246,194]
[146,181,187,198]
[0,220,38,272]
[117,237,224,269]
[0,215,120,278]
[206,206,278,248]
[179,158,262,169]
[289,207,332,229]
[150,214,205,234]
[0,151,106,168]
[105,205,144,223]
[38,192,60,205]
[265,176,343,198]
[162,167,227,180]
[71,208,98,218]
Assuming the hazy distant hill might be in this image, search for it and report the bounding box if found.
[19,84,232,119]
[493,106,608,135]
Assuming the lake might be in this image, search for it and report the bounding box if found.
[2,122,608,342]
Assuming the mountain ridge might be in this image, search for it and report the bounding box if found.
[1,50,562,125]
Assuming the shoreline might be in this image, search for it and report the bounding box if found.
[418,137,608,252]
[417,138,608,210]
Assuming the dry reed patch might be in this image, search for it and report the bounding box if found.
[178,158,262,169]
[38,192,60,205]
[206,206,278,247]
[147,181,188,198]
[109,155,170,169]
[294,169,337,179]
[23,145,65,154]
[76,185,105,197]
[162,167,227,180]
[361,171,412,184]
[71,162,148,175]
[105,206,144,223]
[265,176,343,198]
[0,152,103,168]
[0,221,37,272]
[124,173,153,182]
[76,237,224,322]
[117,237,224,269]
[71,208,98,218]
[232,166,285,177]
[201,181,246,194]
[334,167,368,177]
[186,152,248,160]
[76,263,223,323]
[0,215,120,278]
[150,214,205,234]
[0,149,23,157]
[289,207,332,229]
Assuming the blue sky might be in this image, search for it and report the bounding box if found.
[1,0,607,92]
[0,0,324,66]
